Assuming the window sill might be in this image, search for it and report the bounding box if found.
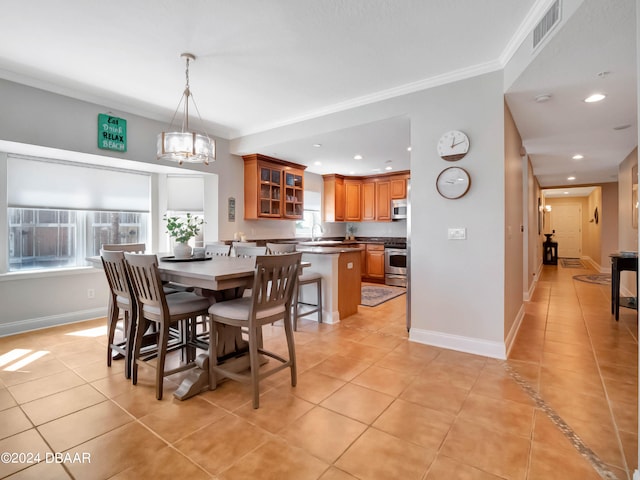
[0,266,99,282]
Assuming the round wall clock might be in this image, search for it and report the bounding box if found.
[437,130,470,161]
[436,166,471,199]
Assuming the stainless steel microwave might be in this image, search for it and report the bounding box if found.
[391,199,407,220]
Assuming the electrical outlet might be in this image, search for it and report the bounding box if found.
[87,288,95,299]
[448,227,466,240]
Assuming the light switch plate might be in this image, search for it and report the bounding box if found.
[448,227,466,240]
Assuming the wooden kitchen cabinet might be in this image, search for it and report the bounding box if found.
[365,243,385,282]
[376,180,391,221]
[323,174,345,222]
[344,179,362,222]
[323,171,409,223]
[390,174,408,199]
[361,180,376,221]
[283,170,304,219]
[243,154,306,220]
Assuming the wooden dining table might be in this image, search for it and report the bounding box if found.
[158,254,310,400]
[90,253,309,400]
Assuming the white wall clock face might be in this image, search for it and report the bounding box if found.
[437,130,470,161]
[436,166,471,199]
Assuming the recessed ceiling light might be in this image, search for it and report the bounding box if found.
[407,147,412,152]
[372,168,381,172]
[572,154,584,160]
[385,166,393,171]
[349,171,356,175]
[354,154,363,160]
[584,93,606,103]
[535,93,552,103]
[314,161,322,166]
[567,176,576,181]
[313,143,322,148]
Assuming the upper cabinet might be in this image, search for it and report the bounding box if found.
[390,174,408,199]
[323,175,345,222]
[323,171,409,222]
[243,154,306,220]
[344,179,362,222]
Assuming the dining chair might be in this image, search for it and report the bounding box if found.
[266,242,296,254]
[205,243,231,257]
[124,253,211,400]
[235,245,267,258]
[208,252,302,408]
[100,250,137,379]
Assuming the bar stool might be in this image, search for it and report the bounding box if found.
[294,272,323,330]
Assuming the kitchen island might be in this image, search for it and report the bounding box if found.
[295,244,363,322]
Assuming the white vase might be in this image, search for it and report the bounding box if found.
[173,242,192,259]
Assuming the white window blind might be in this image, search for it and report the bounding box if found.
[8,156,150,212]
[167,175,205,212]
[304,191,321,211]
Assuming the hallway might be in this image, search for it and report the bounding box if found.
[0,260,636,479]
[510,261,638,479]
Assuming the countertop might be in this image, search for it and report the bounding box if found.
[295,245,364,254]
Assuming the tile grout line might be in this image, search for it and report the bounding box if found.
[575,281,633,479]
[504,362,619,480]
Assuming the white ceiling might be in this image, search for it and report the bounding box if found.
[0,0,636,188]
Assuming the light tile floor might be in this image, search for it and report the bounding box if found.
[0,265,637,479]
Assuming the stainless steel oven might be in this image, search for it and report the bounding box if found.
[385,246,407,287]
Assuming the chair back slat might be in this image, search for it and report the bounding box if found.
[102,243,145,253]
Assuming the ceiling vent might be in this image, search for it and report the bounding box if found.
[533,0,561,50]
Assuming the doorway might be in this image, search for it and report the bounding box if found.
[549,204,582,258]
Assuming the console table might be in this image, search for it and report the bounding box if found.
[610,252,638,321]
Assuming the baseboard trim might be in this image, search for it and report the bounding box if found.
[505,305,525,358]
[409,327,506,360]
[0,308,107,337]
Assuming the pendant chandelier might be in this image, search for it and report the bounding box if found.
[157,53,215,165]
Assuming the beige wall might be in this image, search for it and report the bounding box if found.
[503,102,524,341]
[601,183,619,271]
[584,187,603,266]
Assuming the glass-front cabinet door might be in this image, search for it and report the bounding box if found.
[259,165,281,217]
[284,170,304,219]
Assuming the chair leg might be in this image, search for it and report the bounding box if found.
[106,299,118,368]
[131,317,147,386]
[249,326,261,409]
[209,320,219,391]
[156,324,169,400]
[293,285,299,331]
[283,310,297,388]
[122,310,132,379]
[316,279,322,324]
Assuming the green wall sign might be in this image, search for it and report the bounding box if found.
[98,114,127,152]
